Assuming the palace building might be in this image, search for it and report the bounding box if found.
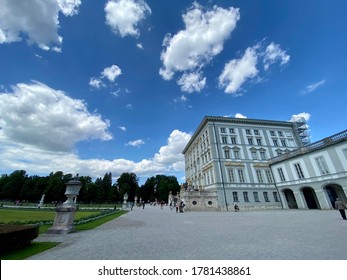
[181,116,346,211]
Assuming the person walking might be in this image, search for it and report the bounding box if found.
[334,198,346,220]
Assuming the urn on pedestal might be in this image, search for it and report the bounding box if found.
[47,177,82,234]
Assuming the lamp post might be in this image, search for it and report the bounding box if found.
[47,177,82,234]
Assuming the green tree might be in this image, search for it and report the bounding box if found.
[141,175,180,203]
[116,173,139,202]
[1,170,28,200]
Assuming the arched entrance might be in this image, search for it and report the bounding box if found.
[324,184,346,208]
[283,189,298,209]
[302,187,320,209]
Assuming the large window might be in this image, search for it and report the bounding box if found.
[315,156,329,175]
[256,169,264,183]
[233,192,239,202]
[253,192,260,202]
[277,168,286,182]
[237,169,245,183]
[227,168,235,183]
[265,169,274,183]
[243,192,249,202]
[224,149,230,159]
[263,192,270,202]
[234,150,240,159]
[260,151,267,160]
[294,163,305,179]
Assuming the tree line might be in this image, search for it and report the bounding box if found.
[0,170,181,205]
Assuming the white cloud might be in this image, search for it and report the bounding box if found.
[218,41,290,95]
[57,0,81,16]
[126,139,145,147]
[89,78,105,89]
[118,126,127,132]
[105,0,151,38]
[102,65,122,82]
[174,94,188,103]
[0,121,192,181]
[0,81,112,152]
[303,79,326,94]
[263,42,290,71]
[177,72,206,93]
[89,65,122,89]
[153,130,191,170]
[235,113,247,118]
[159,2,240,92]
[289,112,311,123]
[218,46,258,95]
[0,0,81,50]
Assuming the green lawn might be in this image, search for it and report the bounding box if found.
[0,209,127,260]
[0,208,98,224]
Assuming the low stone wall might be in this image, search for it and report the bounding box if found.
[181,190,219,211]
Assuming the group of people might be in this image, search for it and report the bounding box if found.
[169,201,185,213]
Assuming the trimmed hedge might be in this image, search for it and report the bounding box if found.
[0,224,39,254]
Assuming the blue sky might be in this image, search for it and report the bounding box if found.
[0,0,346,184]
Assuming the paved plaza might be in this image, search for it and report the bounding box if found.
[28,205,347,260]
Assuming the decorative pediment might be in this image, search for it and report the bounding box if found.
[253,163,269,168]
[224,162,245,167]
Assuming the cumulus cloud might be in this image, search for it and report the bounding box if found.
[289,112,311,123]
[153,130,191,170]
[89,65,122,89]
[0,0,81,51]
[0,122,191,181]
[101,65,122,82]
[126,139,145,147]
[105,0,151,38]
[218,46,258,95]
[218,41,290,95]
[302,79,326,94]
[118,126,127,132]
[89,78,105,89]
[159,2,240,92]
[0,81,112,152]
[263,42,290,71]
[177,72,206,93]
[235,113,247,118]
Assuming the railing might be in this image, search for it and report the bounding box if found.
[269,129,347,163]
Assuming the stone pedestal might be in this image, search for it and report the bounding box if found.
[47,177,81,234]
[47,206,78,234]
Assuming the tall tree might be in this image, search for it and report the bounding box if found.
[116,173,139,201]
[141,175,180,203]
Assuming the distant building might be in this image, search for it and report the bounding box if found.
[182,116,308,211]
[269,129,347,210]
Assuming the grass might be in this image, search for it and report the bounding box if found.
[0,208,101,224]
[0,209,127,260]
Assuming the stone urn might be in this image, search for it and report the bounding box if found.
[63,178,82,206]
[47,177,82,234]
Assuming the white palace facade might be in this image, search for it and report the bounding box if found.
[182,116,347,211]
